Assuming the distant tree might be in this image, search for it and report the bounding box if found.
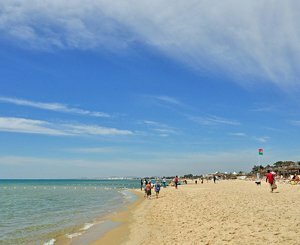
[183,174,193,179]
[273,161,296,167]
[166,176,175,179]
[251,165,264,173]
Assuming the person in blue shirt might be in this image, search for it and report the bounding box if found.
[154,181,161,199]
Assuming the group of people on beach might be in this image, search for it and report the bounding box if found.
[140,175,182,199]
[140,171,282,200]
[141,179,161,199]
[141,170,288,199]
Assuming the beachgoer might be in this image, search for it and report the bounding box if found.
[266,170,276,192]
[162,177,167,188]
[292,174,299,181]
[195,179,198,184]
[255,173,261,186]
[174,176,179,189]
[154,181,161,199]
[213,175,217,184]
[145,182,152,199]
[201,177,204,184]
[291,174,299,184]
[140,178,143,191]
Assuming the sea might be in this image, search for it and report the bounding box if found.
[0,179,140,245]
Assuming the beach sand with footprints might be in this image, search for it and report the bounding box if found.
[94,180,300,244]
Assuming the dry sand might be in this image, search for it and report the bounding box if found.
[95,180,300,244]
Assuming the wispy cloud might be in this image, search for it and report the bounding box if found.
[154,96,183,106]
[289,120,300,126]
[142,120,178,137]
[229,132,247,137]
[189,115,240,126]
[0,96,109,117]
[0,117,132,136]
[2,147,299,178]
[65,147,119,153]
[251,105,276,112]
[253,136,269,143]
[146,95,190,111]
[0,117,68,136]
[1,1,300,88]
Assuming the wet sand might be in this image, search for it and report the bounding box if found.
[89,191,144,245]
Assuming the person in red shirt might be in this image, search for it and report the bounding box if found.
[174,176,179,189]
[145,182,152,199]
[266,170,276,192]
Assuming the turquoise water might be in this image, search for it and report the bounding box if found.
[0,179,139,245]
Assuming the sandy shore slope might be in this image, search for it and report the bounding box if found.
[121,180,300,244]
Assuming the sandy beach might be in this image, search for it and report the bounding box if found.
[95,180,300,244]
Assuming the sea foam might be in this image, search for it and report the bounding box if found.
[44,238,56,245]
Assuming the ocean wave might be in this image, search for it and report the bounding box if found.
[81,223,94,231]
[66,232,82,239]
[44,238,56,245]
[119,189,136,201]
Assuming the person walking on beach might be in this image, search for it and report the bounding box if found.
[174,176,179,189]
[213,175,217,184]
[140,178,143,191]
[154,181,161,199]
[162,177,167,188]
[266,170,276,193]
[145,182,152,199]
[255,173,261,186]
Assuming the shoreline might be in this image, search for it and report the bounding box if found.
[56,189,144,245]
[89,189,144,245]
[54,188,143,245]
[40,180,300,244]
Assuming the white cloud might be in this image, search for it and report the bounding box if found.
[253,136,269,143]
[143,120,162,127]
[229,132,247,137]
[1,1,300,88]
[0,117,68,136]
[0,117,133,136]
[154,96,183,106]
[0,150,260,178]
[0,96,110,117]
[289,120,300,126]
[251,107,275,112]
[2,147,299,178]
[190,115,240,126]
[65,147,118,153]
[68,124,132,136]
[142,120,178,137]
[149,95,194,111]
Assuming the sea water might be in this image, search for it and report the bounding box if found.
[0,179,139,245]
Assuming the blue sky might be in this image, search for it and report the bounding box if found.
[1,1,300,178]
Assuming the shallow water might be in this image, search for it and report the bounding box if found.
[0,179,139,245]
